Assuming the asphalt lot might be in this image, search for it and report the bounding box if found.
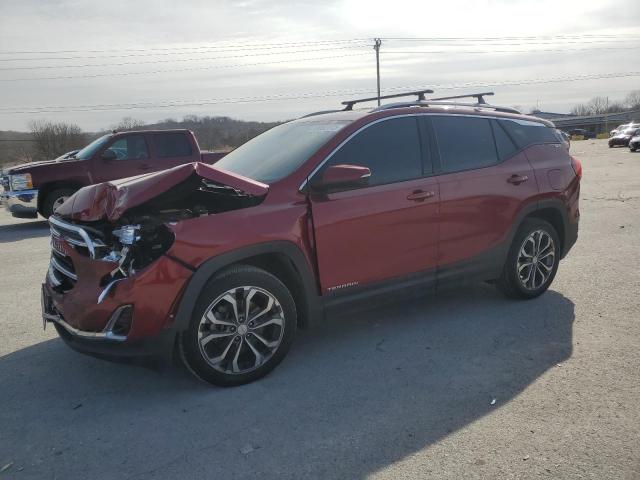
[0,139,639,479]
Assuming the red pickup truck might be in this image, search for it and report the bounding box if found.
[1,129,226,218]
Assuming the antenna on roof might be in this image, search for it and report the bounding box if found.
[428,92,495,105]
[341,89,434,111]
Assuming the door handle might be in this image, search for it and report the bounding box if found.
[507,174,529,185]
[407,190,435,201]
[139,164,152,171]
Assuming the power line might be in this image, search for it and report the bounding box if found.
[0,45,370,71]
[2,71,638,115]
[0,52,369,82]
[0,41,372,62]
[381,34,640,41]
[382,45,640,55]
[1,33,637,58]
[0,38,371,55]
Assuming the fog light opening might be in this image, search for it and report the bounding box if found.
[105,305,134,338]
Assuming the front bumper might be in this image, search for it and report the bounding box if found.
[609,137,631,147]
[2,188,38,218]
[43,219,194,360]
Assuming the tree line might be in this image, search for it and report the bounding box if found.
[0,115,280,168]
[570,90,640,116]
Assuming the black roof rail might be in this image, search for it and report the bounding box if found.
[428,91,495,104]
[300,109,345,118]
[341,89,434,111]
[371,100,521,115]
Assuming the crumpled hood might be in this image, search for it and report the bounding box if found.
[55,162,269,222]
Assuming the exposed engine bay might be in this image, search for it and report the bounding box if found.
[50,173,265,300]
[101,175,263,275]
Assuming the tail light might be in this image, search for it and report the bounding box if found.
[571,156,582,180]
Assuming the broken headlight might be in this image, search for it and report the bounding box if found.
[101,221,174,278]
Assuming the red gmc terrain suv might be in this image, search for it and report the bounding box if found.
[42,91,581,386]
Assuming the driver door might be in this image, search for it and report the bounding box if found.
[309,116,440,294]
[91,133,152,183]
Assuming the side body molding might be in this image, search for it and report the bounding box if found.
[171,241,324,333]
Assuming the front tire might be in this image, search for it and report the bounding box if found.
[496,218,560,299]
[179,265,297,386]
[41,188,75,218]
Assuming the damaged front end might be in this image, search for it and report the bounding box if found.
[44,162,268,344]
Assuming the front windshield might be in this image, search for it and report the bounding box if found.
[74,134,112,160]
[214,120,349,184]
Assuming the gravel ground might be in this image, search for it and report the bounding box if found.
[0,139,638,479]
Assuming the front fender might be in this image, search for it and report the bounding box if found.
[171,241,323,333]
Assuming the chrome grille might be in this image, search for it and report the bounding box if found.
[49,215,106,259]
[48,216,108,292]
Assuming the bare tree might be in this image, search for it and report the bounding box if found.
[624,90,640,110]
[28,120,86,160]
[587,96,609,114]
[570,104,592,116]
[112,116,146,131]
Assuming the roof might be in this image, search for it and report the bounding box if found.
[112,128,194,136]
[297,104,554,127]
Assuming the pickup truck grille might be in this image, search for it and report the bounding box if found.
[1,175,9,192]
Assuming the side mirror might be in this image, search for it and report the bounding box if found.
[310,164,371,191]
[101,149,117,161]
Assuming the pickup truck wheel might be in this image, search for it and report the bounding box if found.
[179,265,296,387]
[496,218,560,300]
[42,188,75,218]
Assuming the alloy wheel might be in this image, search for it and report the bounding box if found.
[517,229,556,290]
[197,286,285,375]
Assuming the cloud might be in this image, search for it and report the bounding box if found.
[0,0,639,130]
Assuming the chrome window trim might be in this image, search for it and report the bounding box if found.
[298,112,548,191]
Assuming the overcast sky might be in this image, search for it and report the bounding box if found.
[0,0,639,131]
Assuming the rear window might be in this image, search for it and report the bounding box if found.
[432,116,498,173]
[500,120,560,149]
[153,132,193,157]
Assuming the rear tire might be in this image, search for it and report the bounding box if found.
[496,218,560,300]
[41,188,75,218]
[179,265,297,387]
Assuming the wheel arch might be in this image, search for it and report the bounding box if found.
[37,181,84,215]
[171,242,323,334]
[513,199,570,257]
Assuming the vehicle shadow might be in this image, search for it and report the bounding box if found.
[0,285,573,480]
[0,218,49,243]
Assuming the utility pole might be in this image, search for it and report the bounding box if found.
[374,38,382,106]
[605,96,609,135]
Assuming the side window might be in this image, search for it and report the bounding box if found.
[432,116,498,173]
[105,135,149,160]
[491,120,518,161]
[499,120,561,149]
[320,117,422,188]
[154,132,193,158]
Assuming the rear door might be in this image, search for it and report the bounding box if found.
[432,115,538,276]
[150,131,198,170]
[309,116,440,294]
[91,133,153,183]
